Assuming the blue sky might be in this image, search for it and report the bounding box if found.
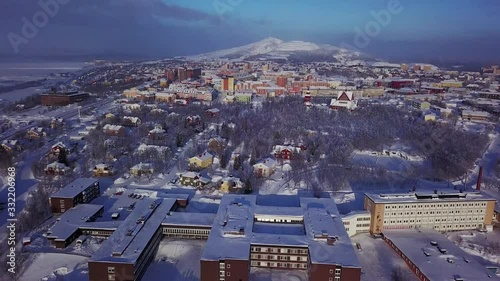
[1,0,499,63]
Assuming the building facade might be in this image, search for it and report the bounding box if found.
[49,178,100,213]
[364,192,496,235]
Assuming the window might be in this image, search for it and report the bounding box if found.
[107,267,115,274]
[227,272,231,276]
[227,264,231,268]
[108,275,115,281]
[329,269,334,274]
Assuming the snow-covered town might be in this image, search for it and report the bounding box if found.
[1,3,500,280]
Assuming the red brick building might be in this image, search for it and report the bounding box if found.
[41,91,89,106]
[200,195,362,281]
[49,178,100,213]
[276,76,288,87]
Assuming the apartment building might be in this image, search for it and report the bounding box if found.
[364,191,496,235]
[49,178,100,214]
[341,211,371,237]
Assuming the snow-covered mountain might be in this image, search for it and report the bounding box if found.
[190,37,373,63]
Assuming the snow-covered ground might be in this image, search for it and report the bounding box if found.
[447,229,500,266]
[142,239,205,281]
[20,253,89,281]
[350,233,418,281]
[351,150,424,172]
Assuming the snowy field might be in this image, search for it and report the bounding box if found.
[350,233,418,281]
[351,151,423,172]
[20,253,89,281]
[142,239,205,281]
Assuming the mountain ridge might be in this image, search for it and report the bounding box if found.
[190,37,373,63]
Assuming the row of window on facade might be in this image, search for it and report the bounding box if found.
[385,217,484,224]
[383,223,480,229]
[250,247,308,254]
[385,209,485,216]
[384,202,488,209]
[249,261,308,269]
[250,254,307,261]
[162,227,210,235]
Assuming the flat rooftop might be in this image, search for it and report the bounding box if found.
[89,198,177,264]
[51,178,98,199]
[161,212,215,228]
[383,229,500,281]
[201,194,360,268]
[47,204,104,241]
[366,191,496,204]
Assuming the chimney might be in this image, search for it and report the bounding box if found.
[476,166,483,191]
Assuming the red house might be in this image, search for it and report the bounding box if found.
[272,145,303,160]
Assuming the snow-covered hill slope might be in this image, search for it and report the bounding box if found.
[190,37,372,63]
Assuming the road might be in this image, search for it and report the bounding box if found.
[465,128,500,197]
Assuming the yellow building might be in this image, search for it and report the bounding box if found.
[160,79,168,87]
[364,192,496,235]
[189,152,214,170]
[424,113,436,122]
[435,80,463,88]
[123,88,140,98]
[225,76,235,92]
[219,177,243,194]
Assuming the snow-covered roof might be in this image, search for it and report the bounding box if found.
[272,145,301,155]
[123,116,141,123]
[190,152,213,161]
[162,212,216,228]
[365,191,496,204]
[201,194,361,268]
[89,198,177,264]
[47,204,104,241]
[103,124,124,131]
[253,157,277,169]
[45,161,70,170]
[51,142,67,149]
[462,110,490,117]
[130,162,153,171]
[384,229,500,281]
[51,178,98,199]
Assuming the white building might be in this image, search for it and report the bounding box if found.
[330,91,358,110]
